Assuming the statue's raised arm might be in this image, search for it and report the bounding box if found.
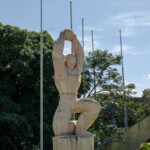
[62,29,84,76]
[52,32,66,77]
[72,34,84,75]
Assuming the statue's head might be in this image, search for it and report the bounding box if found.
[65,54,76,70]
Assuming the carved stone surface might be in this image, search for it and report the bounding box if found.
[52,29,101,137]
[53,135,94,150]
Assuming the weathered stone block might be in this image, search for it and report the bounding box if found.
[53,135,94,150]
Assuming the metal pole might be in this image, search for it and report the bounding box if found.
[70,1,73,30]
[91,30,96,99]
[91,30,94,52]
[82,18,85,98]
[70,1,75,120]
[112,106,115,125]
[82,18,84,55]
[70,1,73,55]
[119,30,128,132]
[120,30,129,150]
[40,0,43,149]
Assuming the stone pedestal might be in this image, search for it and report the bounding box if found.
[53,135,94,150]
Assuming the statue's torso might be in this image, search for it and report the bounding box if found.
[54,73,81,95]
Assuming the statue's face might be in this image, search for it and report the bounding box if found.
[65,54,76,69]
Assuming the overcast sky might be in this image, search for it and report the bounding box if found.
[0,0,150,96]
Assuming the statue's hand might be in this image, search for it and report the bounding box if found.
[63,29,75,41]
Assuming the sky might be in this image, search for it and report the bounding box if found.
[0,0,150,96]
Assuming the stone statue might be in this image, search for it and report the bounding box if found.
[52,29,101,137]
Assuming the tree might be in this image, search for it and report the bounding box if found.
[85,49,122,98]
[142,88,150,98]
[0,23,58,149]
[83,49,150,149]
[82,50,123,148]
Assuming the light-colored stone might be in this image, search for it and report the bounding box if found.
[52,29,101,139]
[53,135,94,150]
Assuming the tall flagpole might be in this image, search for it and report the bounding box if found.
[82,18,85,98]
[82,18,84,55]
[119,30,128,131]
[70,1,73,30]
[91,30,96,99]
[40,0,43,149]
[119,29,129,149]
[70,1,73,55]
[91,30,94,52]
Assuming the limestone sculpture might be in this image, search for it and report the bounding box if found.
[52,29,101,137]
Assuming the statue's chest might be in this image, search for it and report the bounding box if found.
[55,75,81,93]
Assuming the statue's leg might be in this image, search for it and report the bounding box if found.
[73,98,101,136]
[68,120,77,135]
[53,103,72,136]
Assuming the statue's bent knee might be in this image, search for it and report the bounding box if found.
[91,100,101,114]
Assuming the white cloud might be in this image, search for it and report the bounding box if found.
[121,27,136,37]
[125,80,129,85]
[79,24,103,33]
[78,34,102,56]
[143,74,150,79]
[111,44,140,56]
[110,11,150,27]
[84,26,103,32]
[134,83,143,97]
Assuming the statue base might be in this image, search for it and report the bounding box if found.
[53,134,94,150]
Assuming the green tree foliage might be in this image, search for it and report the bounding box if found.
[92,92,150,149]
[142,88,150,98]
[83,50,124,147]
[0,23,58,149]
[140,142,150,150]
[78,69,92,97]
[85,50,122,97]
[0,112,32,150]
[84,49,150,149]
